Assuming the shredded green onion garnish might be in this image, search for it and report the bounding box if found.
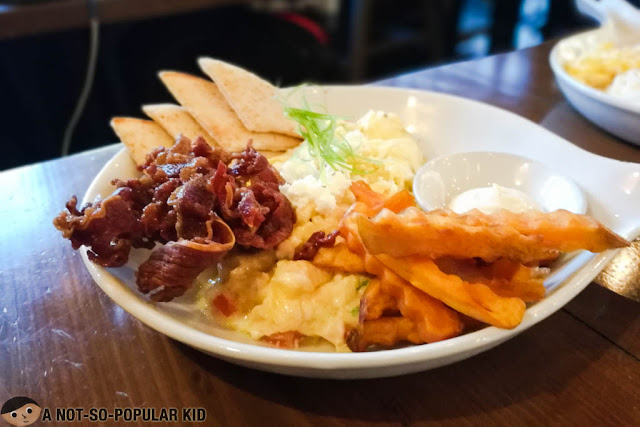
[283,93,380,174]
[350,306,360,316]
[356,278,369,291]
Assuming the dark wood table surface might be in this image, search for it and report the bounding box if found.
[1,42,638,426]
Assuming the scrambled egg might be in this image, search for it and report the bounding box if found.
[232,261,365,351]
[200,110,423,351]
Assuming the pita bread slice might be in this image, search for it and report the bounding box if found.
[142,103,218,147]
[260,150,286,160]
[198,58,299,137]
[158,71,301,152]
[110,117,174,165]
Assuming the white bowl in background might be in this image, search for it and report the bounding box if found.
[549,28,640,146]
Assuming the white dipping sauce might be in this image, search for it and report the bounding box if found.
[449,184,540,214]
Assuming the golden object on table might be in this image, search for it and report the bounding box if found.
[595,239,640,303]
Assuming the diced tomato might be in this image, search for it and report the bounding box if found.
[212,293,236,317]
[262,331,304,349]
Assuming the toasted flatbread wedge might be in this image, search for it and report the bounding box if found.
[158,71,301,152]
[110,117,174,165]
[260,150,286,160]
[142,103,218,147]
[198,58,299,137]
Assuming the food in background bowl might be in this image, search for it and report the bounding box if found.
[550,28,640,145]
[563,42,640,103]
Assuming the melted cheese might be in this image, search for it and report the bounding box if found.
[230,261,364,351]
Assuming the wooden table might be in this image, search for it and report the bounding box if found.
[1,42,638,426]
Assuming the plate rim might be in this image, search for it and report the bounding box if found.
[78,84,631,373]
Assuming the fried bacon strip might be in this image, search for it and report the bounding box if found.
[208,145,295,248]
[136,214,235,301]
[293,230,339,261]
[137,236,234,302]
[54,191,147,268]
[356,207,629,264]
[54,136,295,301]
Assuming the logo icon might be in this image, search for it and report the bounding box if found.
[1,397,41,426]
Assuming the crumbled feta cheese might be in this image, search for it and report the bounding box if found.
[275,110,424,218]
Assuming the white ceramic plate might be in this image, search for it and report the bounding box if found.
[550,27,640,146]
[80,86,640,379]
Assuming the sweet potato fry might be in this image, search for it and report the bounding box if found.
[375,254,527,329]
[339,202,372,243]
[359,249,463,342]
[348,317,423,352]
[356,207,628,264]
[312,242,367,274]
[356,208,555,263]
[349,181,415,213]
[338,183,415,257]
[378,267,464,342]
[345,200,527,330]
[435,258,547,303]
[353,231,463,345]
[381,190,415,213]
[360,278,398,321]
[340,183,627,343]
[479,258,547,302]
[487,209,629,253]
[485,274,545,302]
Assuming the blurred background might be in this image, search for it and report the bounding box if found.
[0,0,602,170]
